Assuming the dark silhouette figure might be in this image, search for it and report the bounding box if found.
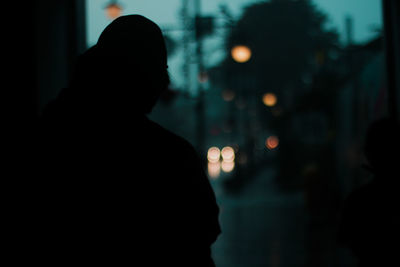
[33,15,221,266]
[338,117,400,267]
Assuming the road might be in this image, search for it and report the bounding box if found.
[210,167,356,267]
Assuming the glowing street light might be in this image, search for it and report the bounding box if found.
[207,147,221,163]
[266,136,279,150]
[221,146,235,162]
[208,162,221,179]
[231,45,252,63]
[105,0,123,20]
[221,161,235,173]
[262,93,277,107]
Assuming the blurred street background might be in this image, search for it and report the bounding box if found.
[13,0,400,266]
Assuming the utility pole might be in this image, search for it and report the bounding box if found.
[345,16,353,46]
[181,0,191,96]
[195,0,206,157]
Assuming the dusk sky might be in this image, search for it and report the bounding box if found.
[86,0,383,89]
[87,0,382,45]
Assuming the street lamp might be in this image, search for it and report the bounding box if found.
[266,136,279,150]
[207,147,221,163]
[208,162,221,179]
[221,146,235,162]
[262,93,277,107]
[221,161,235,173]
[105,0,123,20]
[231,45,252,63]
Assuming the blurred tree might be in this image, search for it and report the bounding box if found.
[213,0,340,191]
[225,0,338,99]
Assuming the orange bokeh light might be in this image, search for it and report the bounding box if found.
[208,162,221,179]
[221,161,235,173]
[222,90,235,102]
[231,45,252,63]
[266,136,279,150]
[105,3,122,19]
[262,93,277,107]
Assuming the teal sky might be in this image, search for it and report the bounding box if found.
[87,0,382,46]
[86,0,383,90]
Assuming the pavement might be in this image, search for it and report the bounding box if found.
[210,167,357,267]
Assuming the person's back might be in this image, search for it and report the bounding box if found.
[31,15,220,266]
[338,117,400,267]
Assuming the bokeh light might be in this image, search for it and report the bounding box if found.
[221,161,235,173]
[222,90,235,102]
[208,162,221,179]
[221,146,235,162]
[231,45,252,63]
[262,93,277,107]
[105,2,122,19]
[207,147,221,163]
[266,136,279,150]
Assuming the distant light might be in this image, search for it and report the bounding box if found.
[207,147,221,163]
[231,45,252,63]
[198,72,209,83]
[222,90,235,102]
[221,161,235,173]
[262,93,277,107]
[208,162,221,179]
[221,146,235,162]
[266,136,279,150]
[105,1,122,19]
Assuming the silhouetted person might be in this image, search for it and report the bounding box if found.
[338,117,400,267]
[33,15,221,266]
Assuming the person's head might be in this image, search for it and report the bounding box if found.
[71,15,170,114]
[364,117,400,178]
